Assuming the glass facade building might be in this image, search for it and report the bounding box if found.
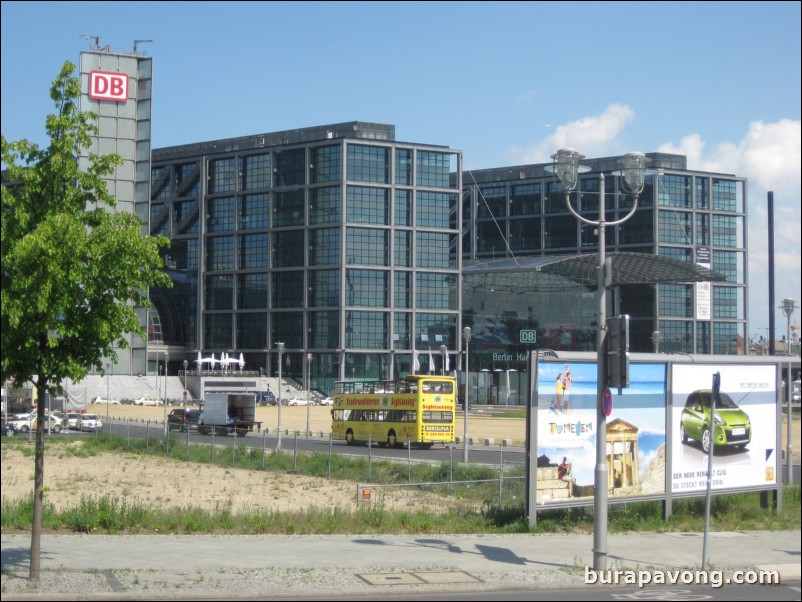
[149,123,462,393]
[148,125,747,399]
[460,153,748,367]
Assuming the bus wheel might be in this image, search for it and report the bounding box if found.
[387,430,397,447]
[345,429,355,445]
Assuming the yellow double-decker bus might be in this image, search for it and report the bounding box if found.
[331,374,456,448]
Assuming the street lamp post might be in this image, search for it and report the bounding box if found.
[105,360,111,430]
[183,360,189,407]
[462,327,472,463]
[306,353,313,436]
[163,352,169,435]
[549,148,648,571]
[277,342,285,449]
[782,299,797,355]
[651,331,661,354]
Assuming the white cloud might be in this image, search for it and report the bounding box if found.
[508,103,636,164]
[508,108,801,336]
[660,118,801,334]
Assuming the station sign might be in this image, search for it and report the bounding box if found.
[88,71,128,102]
[519,330,537,344]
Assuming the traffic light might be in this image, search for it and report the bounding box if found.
[606,314,630,388]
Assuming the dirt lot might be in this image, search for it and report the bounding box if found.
[0,406,519,516]
[2,405,797,517]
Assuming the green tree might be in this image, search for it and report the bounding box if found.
[1,61,171,579]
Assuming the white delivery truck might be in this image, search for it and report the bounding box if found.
[197,392,261,437]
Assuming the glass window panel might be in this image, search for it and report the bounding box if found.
[713,250,743,283]
[274,189,305,227]
[347,186,389,224]
[394,312,411,349]
[696,177,709,209]
[395,148,412,185]
[394,272,410,308]
[238,273,268,309]
[510,218,540,251]
[477,221,507,255]
[309,269,340,307]
[712,214,743,248]
[310,227,340,266]
[272,271,304,308]
[206,235,234,271]
[511,183,540,216]
[395,189,411,226]
[417,191,456,229]
[311,145,341,183]
[273,230,305,267]
[713,286,743,319]
[657,174,692,208]
[345,269,388,307]
[205,274,234,310]
[239,193,269,230]
[713,322,740,354]
[241,154,270,190]
[204,313,233,348]
[659,284,693,317]
[346,227,388,266]
[345,311,388,349]
[478,186,506,219]
[272,312,304,349]
[416,232,453,269]
[416,151,450,188]
[394,230,411,267]
[347,145,388,183]
[415,313,456,349]
[416,272,457,309]
[310,186,341,224]
[237,313,267,349]
[275,149,306,187]
[658,210,692,244]
[239,233,268,269]
[544,215,577,249]
[310,310,340,348]
[712,179,743,212]
[207,197,235,232]
[657,320,693,354]
[209,157,236,193]
[619,209,652,245]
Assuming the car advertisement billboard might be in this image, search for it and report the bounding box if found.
[536,361,667,505]
[671,364,777,493]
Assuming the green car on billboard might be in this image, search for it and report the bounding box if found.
[680,389,751,453]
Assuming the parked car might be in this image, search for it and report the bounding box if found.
[318,397,334,406]
[10,413,62,434]
[1,422,19,436]
[76,414,103,432]
[134,396,162,406]
[257,391,277,406]
[64,412,83,430]
[680,389,751,453]
[287,397,314,406]
[167,408,201,432]
[92,396,120,405]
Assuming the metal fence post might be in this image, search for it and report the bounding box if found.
[407,438,412,483]
[328,432,333,477]
[293,431,299,471]
[368,433,372,479]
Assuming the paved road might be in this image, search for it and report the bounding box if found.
[2,530,800,599]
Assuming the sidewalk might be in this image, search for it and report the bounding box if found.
[2,530,800,599]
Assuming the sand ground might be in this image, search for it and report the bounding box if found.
[2,405,798,517]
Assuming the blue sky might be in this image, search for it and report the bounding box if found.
[2,1,800,340]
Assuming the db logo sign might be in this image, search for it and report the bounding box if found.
[88,71,128,102]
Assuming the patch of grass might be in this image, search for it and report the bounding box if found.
[3,435,799,536]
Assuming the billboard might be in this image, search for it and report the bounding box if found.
[535,361,667,504]
[671,364,777,492]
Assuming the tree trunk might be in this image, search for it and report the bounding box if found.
[29,377,47,580]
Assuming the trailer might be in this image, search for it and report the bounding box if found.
[197,392,261,437]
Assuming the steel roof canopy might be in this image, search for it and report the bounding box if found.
[463,252,727,286]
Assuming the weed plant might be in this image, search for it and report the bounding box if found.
[2,437,799,536]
